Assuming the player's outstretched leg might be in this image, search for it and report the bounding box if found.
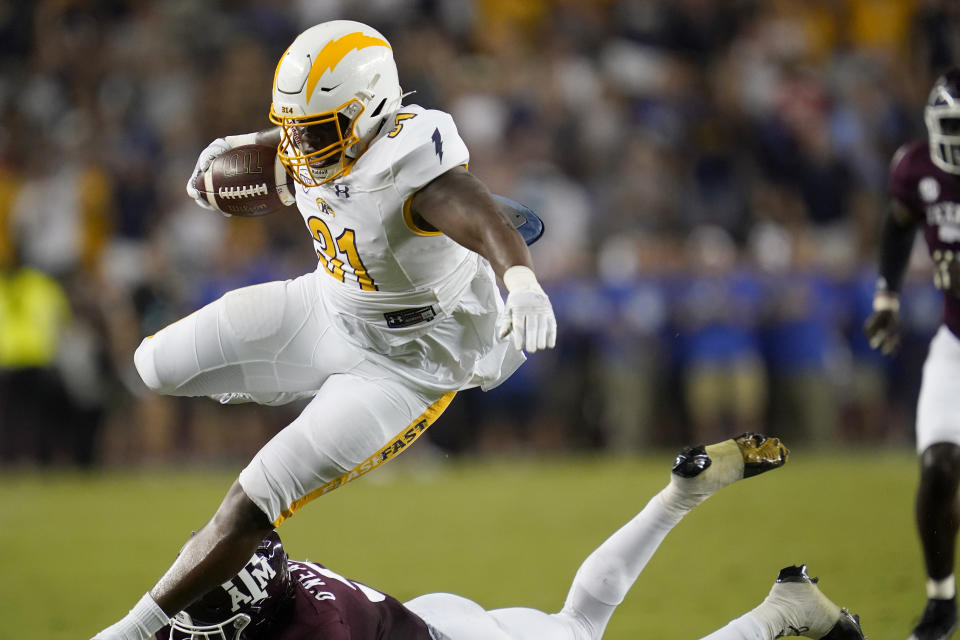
[660,433,789,518]
[551,434,788,640]
[758,565,865,639]
[701,565,864,640]
[908,597,958,640]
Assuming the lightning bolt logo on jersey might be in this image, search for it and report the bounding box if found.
[432,128,443,161]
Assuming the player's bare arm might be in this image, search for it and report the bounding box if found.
[864,198,919,355]
[413,167,557,352]
[411,166,533,279]
[149,481,272,617]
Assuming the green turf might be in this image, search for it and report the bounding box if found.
[1,448,924,639]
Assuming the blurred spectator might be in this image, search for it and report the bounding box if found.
[755,228,845,446]
[0,244,72,465]
[594,232,671,450]
[673,225,767,444]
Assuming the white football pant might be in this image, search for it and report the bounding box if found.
[134,272,453,526]
[916,325,960,453]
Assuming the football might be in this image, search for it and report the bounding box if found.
[193,143,296,216]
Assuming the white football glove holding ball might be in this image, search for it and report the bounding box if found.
[185,133,258,213]
[497,266,557,353]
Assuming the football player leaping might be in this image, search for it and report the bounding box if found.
[864,68,960,640]
[92,20,555,640]
[154,435,865,640]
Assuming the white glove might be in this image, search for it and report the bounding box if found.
[185,133,259,211]
[496,265,557,353]
[185,138,231,210]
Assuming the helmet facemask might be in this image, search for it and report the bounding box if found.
[926,71,960,175]
[168,611,252,640]
[270,99,365,187]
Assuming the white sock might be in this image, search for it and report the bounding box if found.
[697,612,769,640]
[659,439,744,519]
[753,580,840,639]
[561,491,682,638]
[928,575,957,600]
[92,592,169,640]
[745,598,798,638]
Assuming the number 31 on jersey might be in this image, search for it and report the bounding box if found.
[308,216,377,291]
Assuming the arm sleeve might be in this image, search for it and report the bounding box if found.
[877,200,919,293]
[879,143,923,293]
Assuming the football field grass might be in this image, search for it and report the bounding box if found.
[1,447,923,639]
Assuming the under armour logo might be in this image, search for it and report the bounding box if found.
[432,128,443,162]
[334,184,350,198]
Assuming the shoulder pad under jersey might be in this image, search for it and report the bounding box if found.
[385,106,470,200]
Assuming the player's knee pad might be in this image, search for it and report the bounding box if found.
[572,555,630,607]
[221,281,287,343]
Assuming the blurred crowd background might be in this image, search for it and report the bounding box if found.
[0,0,956,468]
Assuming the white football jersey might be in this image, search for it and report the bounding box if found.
[295,104,470,293]
[290,105,522,392]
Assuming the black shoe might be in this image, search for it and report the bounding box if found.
[770,565,865,640]
[908,597,958,640]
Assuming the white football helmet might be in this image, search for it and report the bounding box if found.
[925,68,960,175]
[269,20,402,186]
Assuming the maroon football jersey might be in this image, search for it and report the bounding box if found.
[889,140,960,336]
[278,560,434,640]
[156,560,435,640]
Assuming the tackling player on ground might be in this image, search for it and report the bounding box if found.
[152,434,865,640]
[92,20,556,640]
[864,68,960,640]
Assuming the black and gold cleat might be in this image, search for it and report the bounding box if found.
[735,433,790,478]
[772,565,865,640]
[664,434,789,514]
[671,433,788,483]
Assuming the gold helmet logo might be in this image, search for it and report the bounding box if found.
[305,32,391,100]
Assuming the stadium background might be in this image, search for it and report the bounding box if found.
[0,0,955,638]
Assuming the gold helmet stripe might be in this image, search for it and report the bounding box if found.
[305,32,391,101]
